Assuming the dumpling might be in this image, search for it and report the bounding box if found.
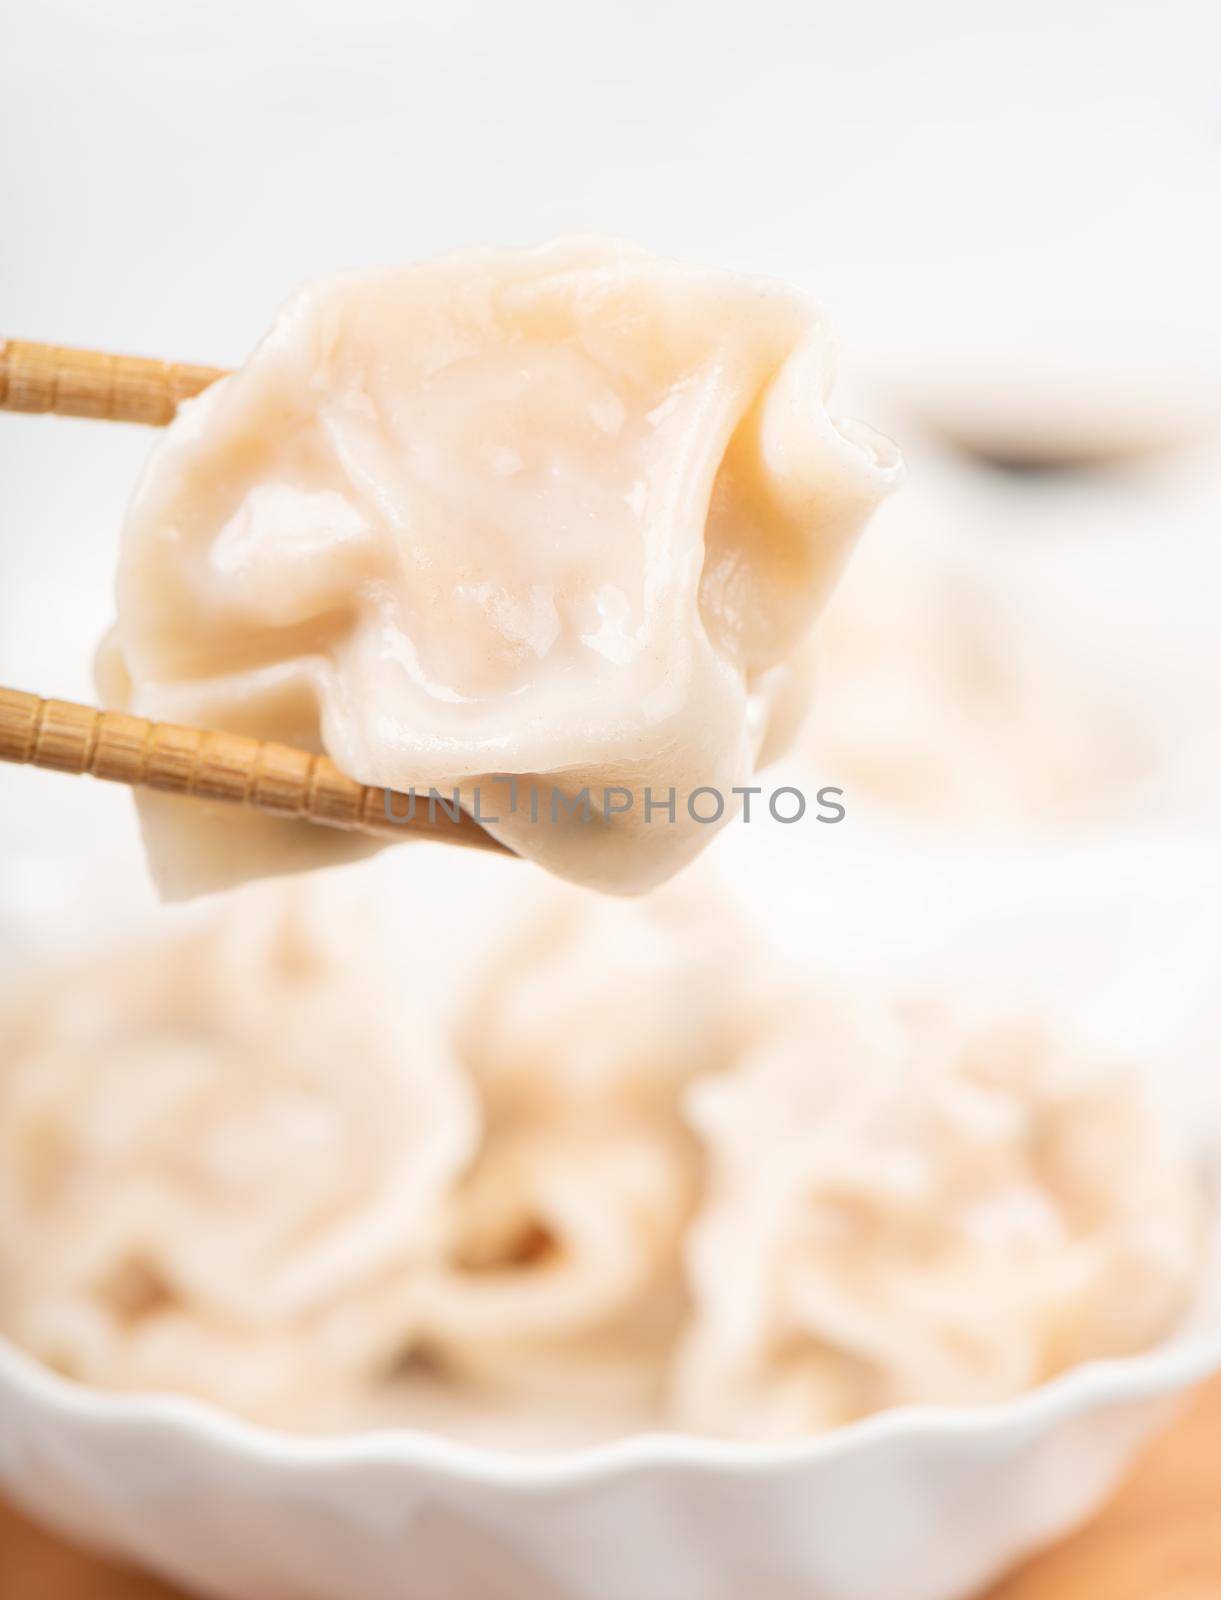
[0,888,477,1427]
[674,993,1204,1440]
[101,236,900,898]
[804,479,1146,828]
[408,889,751,1444]
[0,881,747,1445]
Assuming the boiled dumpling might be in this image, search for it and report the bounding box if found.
[0,889,477,1426]
[101,236,900,897]
[674,993,1203,1440]
[407,889,749,1444]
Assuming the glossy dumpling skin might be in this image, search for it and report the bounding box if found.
[104,237,901,895]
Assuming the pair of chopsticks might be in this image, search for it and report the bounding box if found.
[0,337,507,857]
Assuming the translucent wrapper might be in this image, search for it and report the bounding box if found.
[100,237,900,898]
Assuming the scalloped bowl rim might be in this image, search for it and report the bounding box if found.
[3,1320,1220,1491]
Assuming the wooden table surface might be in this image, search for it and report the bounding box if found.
[2,1380,1220,1599]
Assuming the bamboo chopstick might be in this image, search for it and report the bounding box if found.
[0,342,508,857]
[0,338,226,425]
[0,689,508,856]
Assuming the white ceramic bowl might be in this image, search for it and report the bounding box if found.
[1,1303,1220,1600]
[2,851,1220,1600]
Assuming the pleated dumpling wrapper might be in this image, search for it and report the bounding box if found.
[101,237,902,897]
[674,996,1204,1441]
[0,889,478,1428]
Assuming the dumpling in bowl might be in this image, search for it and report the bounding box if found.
[0,880,750,1446]
[804,483,1147,828]
[408,889,752,1446]
[675,993,1204,1440]
[0,889,477,1427]
[100,236,900,898]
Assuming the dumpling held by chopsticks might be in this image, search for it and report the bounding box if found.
[101,237,900,897]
